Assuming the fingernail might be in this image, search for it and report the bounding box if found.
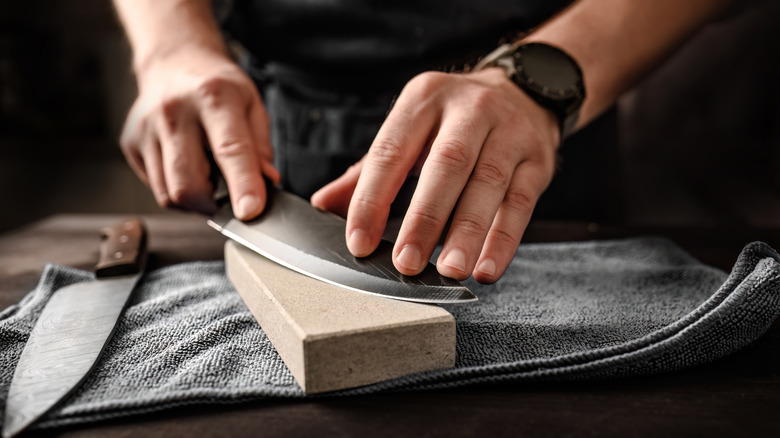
[396,245,423,272]
[477,258,496,277]
[441,248,467,272]
[348,229,371,256]
[237,194,261,219]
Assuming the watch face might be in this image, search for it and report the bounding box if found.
[513,44,583,100]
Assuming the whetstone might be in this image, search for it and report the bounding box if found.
[224,240,456,394]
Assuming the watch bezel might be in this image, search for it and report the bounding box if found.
[512,44,584,103]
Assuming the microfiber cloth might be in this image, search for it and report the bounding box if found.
[1,237,779,430]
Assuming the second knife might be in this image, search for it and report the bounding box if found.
[2,218,147,438]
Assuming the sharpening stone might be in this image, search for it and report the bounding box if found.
[224,240,456,394]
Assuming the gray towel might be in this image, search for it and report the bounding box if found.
[1,237,779,431]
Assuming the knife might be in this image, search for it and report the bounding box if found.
[207,186,477,304]
[2,218,147,438]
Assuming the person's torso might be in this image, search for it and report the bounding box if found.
[223,0,572,86]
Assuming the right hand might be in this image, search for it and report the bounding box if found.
[120,44,279,220]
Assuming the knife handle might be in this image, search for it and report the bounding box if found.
[96,218,147,278]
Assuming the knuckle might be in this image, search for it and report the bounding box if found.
[491,227,521,248]
[461,82,507,117]
[350,193,381,211]
[405,203,443,233]
[471,159,510,189]
[196,76,233,107]
[431,138,472,173]
[470,88,497,110]
[406,71,447,97]
[369,137,407,166]
[159,96,183,122]
[212,138,252,160]
[350,193,390,220]
[451,211,490,238]
[503,188,537,215]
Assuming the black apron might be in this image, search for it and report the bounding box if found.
[220,0,621,221]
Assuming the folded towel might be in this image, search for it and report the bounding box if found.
[1,237,778,431]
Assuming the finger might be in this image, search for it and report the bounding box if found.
[345,94,437,257]
[436,128,519,279]
[122,142,149,187]
[261,160,282,186]
[198,81,266,220]
[472,160,551,284]
[249,100,281,186]
[392,111,490,275]
[141,132,171,209]
[310,159,364,217]
[248,96,275,164]
[156,100,217,215]
[120,104,150,185]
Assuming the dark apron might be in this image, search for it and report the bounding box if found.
[261,68,396,200]
[221,0,621,221]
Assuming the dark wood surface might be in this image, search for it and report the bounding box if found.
[1,214,779,437]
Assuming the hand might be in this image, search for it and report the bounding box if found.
[120,45,279,220]
[312,68,559,283]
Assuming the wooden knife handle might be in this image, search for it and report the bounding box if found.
[95,218,147,278]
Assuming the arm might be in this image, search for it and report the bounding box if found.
[526,0,733,129]
[114,0,226,76]
[311,0,733,283]
[114,0,279,219]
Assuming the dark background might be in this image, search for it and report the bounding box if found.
[0,0,778,234]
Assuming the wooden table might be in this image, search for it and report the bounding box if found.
[2,214,779,437]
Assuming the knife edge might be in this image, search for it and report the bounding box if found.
[208,218,477,304]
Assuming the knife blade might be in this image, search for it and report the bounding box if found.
[207,186,477,304]
[2,218,147,438]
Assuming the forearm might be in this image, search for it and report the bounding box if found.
[113,0,228,80]
[524,0,733,128]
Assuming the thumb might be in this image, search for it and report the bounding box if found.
[310,159,364,217]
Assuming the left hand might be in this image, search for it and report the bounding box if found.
[311,68,560,283]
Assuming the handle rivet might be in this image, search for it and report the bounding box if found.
[119,234,129,243]
[114,251,124,259]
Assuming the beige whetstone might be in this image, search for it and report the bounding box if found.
[224,240,456,394]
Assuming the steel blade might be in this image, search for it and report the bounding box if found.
[2,274,139,438]
[208,188,476,303]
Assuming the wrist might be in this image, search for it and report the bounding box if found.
[115,0,228,81]
[474,42,585,142]
[133,39,229,82]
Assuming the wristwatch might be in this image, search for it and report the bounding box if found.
[474,42,586,141]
